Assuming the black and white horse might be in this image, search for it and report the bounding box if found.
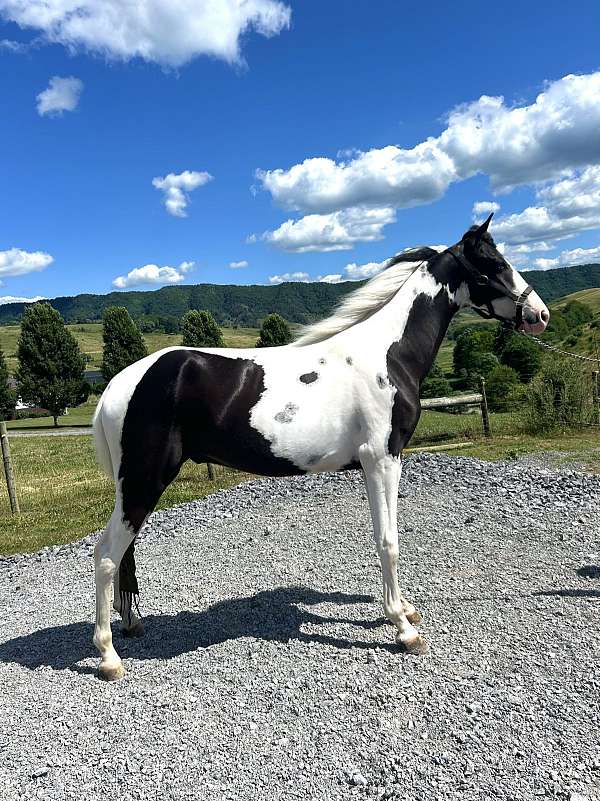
[92,216,549,680]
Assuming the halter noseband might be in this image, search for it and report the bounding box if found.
[446,247,534,330]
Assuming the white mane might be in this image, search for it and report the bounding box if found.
[293,250,437,347]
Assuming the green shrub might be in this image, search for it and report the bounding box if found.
[500,334,542,382]
[420,363,451,399]
[485,365,520,412]
[523,356,594,433]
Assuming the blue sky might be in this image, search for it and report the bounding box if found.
[1,0,600,303]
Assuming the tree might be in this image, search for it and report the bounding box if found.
[256,313,292,347]
[101,306,148,383]
[420,363,451,399]
[500,334,542,383]
[0,349,15,421]
[181,310,224,348]
[16,303,88,427]
[453,328,495,376]
[485,365,519,412]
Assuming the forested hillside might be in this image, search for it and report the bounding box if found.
[1,262,599,328]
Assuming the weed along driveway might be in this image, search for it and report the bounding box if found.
[1,453,599,800]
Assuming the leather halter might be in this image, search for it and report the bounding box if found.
[446,246,534,330]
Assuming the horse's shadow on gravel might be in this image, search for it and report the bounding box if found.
[0,586,390,675]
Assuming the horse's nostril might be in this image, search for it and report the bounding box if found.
[540,309,549,323]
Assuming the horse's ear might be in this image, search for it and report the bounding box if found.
[462,212,493,243]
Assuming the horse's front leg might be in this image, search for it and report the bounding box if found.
[360,451,428,655]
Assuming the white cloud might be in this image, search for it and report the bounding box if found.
[257,72,600,250]
[493,166,600,246]
[152,170,213,217]
[472,200,500,220]
[113,260,193,289]
[261,206,396,252]
[36,76,83,116]
[229,260,248,269]
[0,38,29,52]
[0,248,53,278]
[530,244,600,271]
[318,274,343,283]
[0,295,45,305]
[344,260,388,280]
[0,0,291,68]
[268,272,310,285]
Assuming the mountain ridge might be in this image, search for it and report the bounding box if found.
[1,262,599,327]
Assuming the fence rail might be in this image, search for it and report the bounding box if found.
[421,378,491,437]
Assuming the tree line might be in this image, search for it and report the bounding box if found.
[1,262,599,329]
[0,305,292,425]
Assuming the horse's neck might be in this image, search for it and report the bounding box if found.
[342,267,458,380]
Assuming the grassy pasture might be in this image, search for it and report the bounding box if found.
[0,323,260,373]
[0,435,248,556]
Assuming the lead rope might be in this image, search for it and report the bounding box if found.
[518,330,600,364]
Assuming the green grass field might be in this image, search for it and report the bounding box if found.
[0,323,260,373]
[0,435,249,556]
[3,407,600,556]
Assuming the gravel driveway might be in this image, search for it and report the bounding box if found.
[1,453,599,801]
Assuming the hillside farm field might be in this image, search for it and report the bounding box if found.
[0,324,261,373]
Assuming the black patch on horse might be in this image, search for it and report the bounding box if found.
[386,291,456,457]
[299,371,318,384]
[119,350,304,530]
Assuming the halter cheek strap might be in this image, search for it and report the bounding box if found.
[446,247,534,330]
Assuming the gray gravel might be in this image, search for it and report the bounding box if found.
[1,453,599,801]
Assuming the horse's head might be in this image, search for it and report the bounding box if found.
[447,215,549,335]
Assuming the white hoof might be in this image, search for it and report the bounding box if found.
[98,661,126,682]
[396,633,429,655]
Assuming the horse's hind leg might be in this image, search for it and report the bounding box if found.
[93,504,137,681]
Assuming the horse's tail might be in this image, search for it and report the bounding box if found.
[92,393,114,479]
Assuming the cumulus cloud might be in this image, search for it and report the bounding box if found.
[0,0,291,67]
[530,244,600,271]
[344,260,388,280]
[261,206,396,253]
[0,295,45,305]
[0,248,53,279]
[268,272,310,284]
[229,260,248,269]
[472,201,500,221]
[318,274,343,283]
[257,72,600,251]
[36,76,83,116]
[152,170,213,217]
[493,166,600,245]
[113,260,193,289]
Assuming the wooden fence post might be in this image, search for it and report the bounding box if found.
[207,462,216,481]
[478,377,491,438]
[0,421,20,514]
[593,371,600,426]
